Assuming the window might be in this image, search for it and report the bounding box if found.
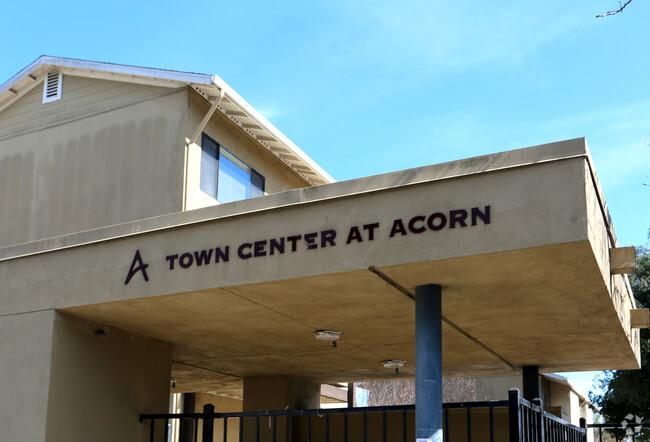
[200,133,265,203]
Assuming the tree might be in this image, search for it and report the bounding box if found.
[442,377,490,403]
[363,379,415,406]
[362,377,488,406]
[590,244,650,426]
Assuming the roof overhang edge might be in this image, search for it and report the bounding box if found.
[0,56,334,186]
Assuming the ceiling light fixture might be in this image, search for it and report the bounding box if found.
[313,330,342,348]
[381,359,406,374]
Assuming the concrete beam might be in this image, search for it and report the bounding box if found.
[631,309,650,329]
[610,246,636,274]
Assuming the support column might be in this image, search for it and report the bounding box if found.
[522,365,541,402]
[415,284,443,442]
[179,393,196,442]
[242,376,321,411]
[0,309,55,442]
[347,382,355,408]
[45,313,172,442]
[243,376,321,442]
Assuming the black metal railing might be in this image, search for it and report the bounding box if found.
[141,400,509,442]
[140,389,587,442]
[589,422,650,442]
[444,399,510,442]
[508,389,587,442]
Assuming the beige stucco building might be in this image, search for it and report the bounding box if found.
[471,374,593,426]
[0,56,644,442]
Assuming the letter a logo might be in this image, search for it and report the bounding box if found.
[124,249,150,285]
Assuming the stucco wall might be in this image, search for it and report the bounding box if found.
[44,314,172,442]
[584,160,640,365]
[185,91,310,210]
[0,311,172,442]
[0,309,55,442]
[0,76,188,248]
[193,393,242,442]
[0,77,314,247]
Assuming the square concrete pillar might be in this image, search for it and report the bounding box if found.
[1,311,172,442]
[243,376,321,441]
[243,375,321,411]
[45,314,173,442]
[0,310,55,442]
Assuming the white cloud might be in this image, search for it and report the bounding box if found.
[341,0,587,70]
[253,104,288,122]
[530,100,650,190]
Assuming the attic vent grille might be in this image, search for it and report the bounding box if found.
[42,71,62,103]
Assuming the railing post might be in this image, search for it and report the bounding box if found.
[202,403,215,442]
[532,398,544,442]
[580,418,587,442]
[508,389,522,442]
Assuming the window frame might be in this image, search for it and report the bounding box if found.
[199,133,265,203]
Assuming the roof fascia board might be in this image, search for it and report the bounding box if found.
[0,56,214,96]
[0,72,46,114]
[41,56,214,86]
[0,56,46,95]
[58,67,191,90]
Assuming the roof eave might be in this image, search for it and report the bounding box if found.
[0,56,334,186]
[209,74,334,185]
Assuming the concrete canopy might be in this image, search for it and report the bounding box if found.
[0,138,639,398]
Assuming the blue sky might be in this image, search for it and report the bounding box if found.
[2,0,648,396]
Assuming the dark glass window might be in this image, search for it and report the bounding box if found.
[200,134,265,203]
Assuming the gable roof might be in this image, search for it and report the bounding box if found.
[541,373,591,403]
[0,56,334,186]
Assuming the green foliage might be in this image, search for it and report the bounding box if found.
[631,246,650,308]
[590,245,650,423]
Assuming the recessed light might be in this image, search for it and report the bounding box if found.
[313,330,342,347]
[382,359,406,374]
[381,360,406,368]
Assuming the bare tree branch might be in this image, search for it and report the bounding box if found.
[362,378,489,406]
[596,0,634,18]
